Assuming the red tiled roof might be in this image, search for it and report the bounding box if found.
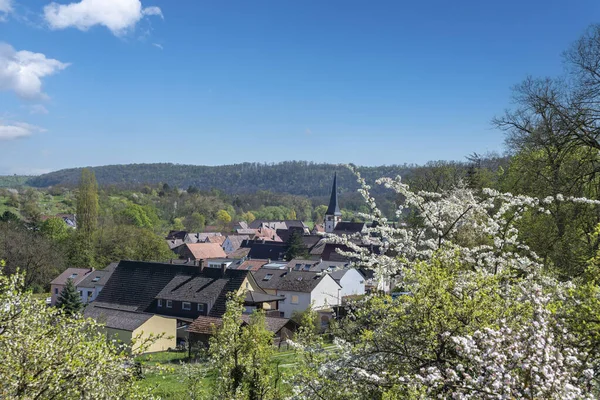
[184,243,227,260]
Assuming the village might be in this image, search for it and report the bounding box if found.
[48,175,378,354]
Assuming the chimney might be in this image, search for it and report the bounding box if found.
[169,259,173,264]
[221,262,227,276]
[199,259,205,272]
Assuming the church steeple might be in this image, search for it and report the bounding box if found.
[325,172,342,233]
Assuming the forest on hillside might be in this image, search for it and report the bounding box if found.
[23,160,507,197]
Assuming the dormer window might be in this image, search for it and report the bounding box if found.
[92,276,101,282]
[263,274,273,281]
[69,273,78,279]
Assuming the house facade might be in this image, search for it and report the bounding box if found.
[49,267,93,306]
[76,262,117,304]
[253,269,342,318]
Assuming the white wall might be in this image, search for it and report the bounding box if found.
[77,285,105,304]
[277,291,311,318]
[311,274,342,310]
[338,269,365,297]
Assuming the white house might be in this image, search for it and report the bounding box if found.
[329,269,365,297]
[252,269,342,318]
[286,259,366,298]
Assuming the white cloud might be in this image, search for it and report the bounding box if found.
[0,42,70,100]
[44,0,163,36]
[0,121,45,140]
[27,104,49,114]
[142,6,162,19]
[152,43,163,50]
[0,0,12,21]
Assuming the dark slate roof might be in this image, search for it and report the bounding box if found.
[246,242,289,261]
[94,261,201,312]
[252,269,338,293]
[225,235,250,252]
[166,230,188,240]
[93,260,248,318]
[326,172,342,216]
[332,222,366,234]
[156,275,229,303]
[84,304,153,331]
[78,262,117,288]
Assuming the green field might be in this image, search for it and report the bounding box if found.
[136,347,300,399]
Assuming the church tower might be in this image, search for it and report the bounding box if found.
[325,172,342,233]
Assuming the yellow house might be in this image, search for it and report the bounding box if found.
[85,305,176,353]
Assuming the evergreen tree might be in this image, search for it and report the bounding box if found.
[55,278,83,315]
[76,168,98,241]
[285,230,308,261]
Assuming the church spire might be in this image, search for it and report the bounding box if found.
[326,172,342,216]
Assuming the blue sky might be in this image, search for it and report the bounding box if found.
[0,0,598,175]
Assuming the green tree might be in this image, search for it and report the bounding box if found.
[285,230,308,261]
[76,168,99,241]
[40,216,69,242]
[209,293,279,400]
[240,211,256,224]
[172,217,185,231]
[94,225,173,267]
[185,212,206,232]
[217,209,232,226]
[0,262,155,399]
[312,205,328,224]
[118,203,153,229]
[55,278,83,316]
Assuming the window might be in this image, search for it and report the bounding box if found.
[157,299,162,307]
[92,276,101,283]
[182,302,191,311]
[279,311,285,318]
[54,288,58,295]
[78,290,82,297]
[263,274,273,281]
[69,273,78,279]
[291,295,299,304]
[197,303,204,312]
[166,300,172,308]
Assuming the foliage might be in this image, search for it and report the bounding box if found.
[0,262,154,399]
[217,209,232,225]
[185,212,206,232]
[76,168,99,242]
[94,225,173,267]
[208,293,280,400]
[285,230,308,261]
[0,221,65,291]
[287,166,599,399]
[40,216,70,242]
[55,277,84,316]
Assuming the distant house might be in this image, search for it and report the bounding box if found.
[84,305,176,353]
[332,222,367,236]
[287,258,365,298]
[234,259,269,271]
[86,260,283,350]
[242,240,289,261]
[187,314,297,348]
[252,269,342,318]
[249,220,310,234]
[205,235,226,246]
[49,268,93,306]
[177,243,227,261]
[222,235,250,254]
[76,262,117,304]
[40,214,77,228]
[166,231,223,244]
[166,239,184,250]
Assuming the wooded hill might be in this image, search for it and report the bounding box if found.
[24,160,504,197]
